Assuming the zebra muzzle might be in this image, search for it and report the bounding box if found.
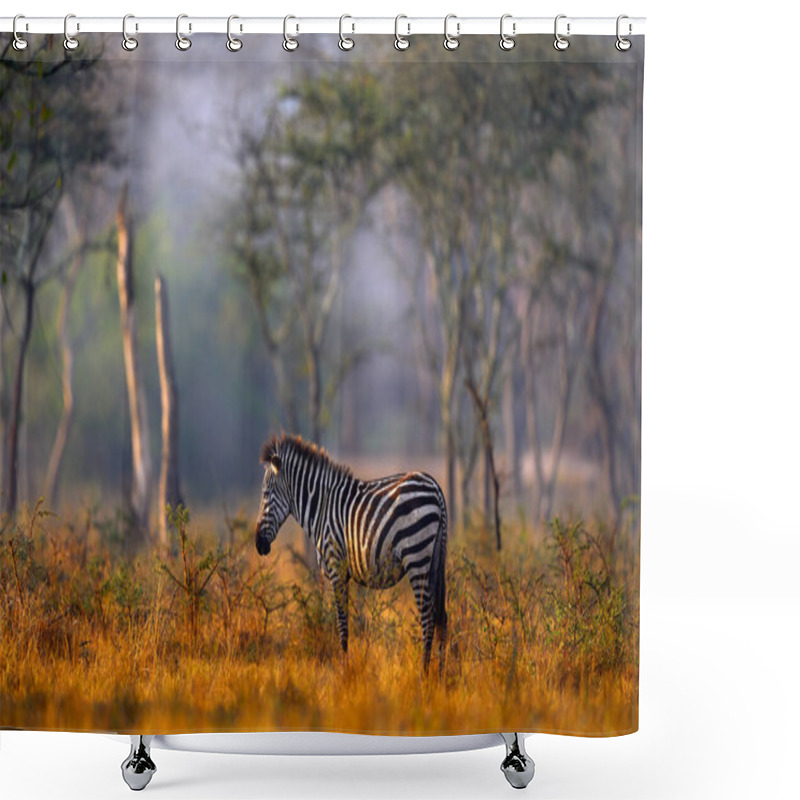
[256,534,271,556]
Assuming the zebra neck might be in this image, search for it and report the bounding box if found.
[291,459,353,540]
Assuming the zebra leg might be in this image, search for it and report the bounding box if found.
[436,607,448,675]
[408,573,434,672]
[331,576,349,654]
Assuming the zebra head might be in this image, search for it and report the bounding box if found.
[255,442,291,556]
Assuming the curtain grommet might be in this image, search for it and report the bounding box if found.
[122,14,139,51]
[338,14,355,51]
[283,15,299,52]
[443,14,460,51]
[64,13,80,51]
[12,15,29,51]
[175,14,192,51]
[394,15,410,51]
[615,15,632,51]
[226,15,243,52]
[499,14,516,51]
[554,14,570,51]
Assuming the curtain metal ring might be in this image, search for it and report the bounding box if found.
[12,14,28,51]
[616,15,632,51]
[339,14,355,51]
[283,15,299,51]
[64,13,79,51]
[443,14,460,51]
[122,14,138,51]
[553,14,570,51]
[176,14,192,51]
[227,15,243,51]
[499,14,516,51]
[394,15,410,51]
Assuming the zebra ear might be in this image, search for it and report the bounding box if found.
[270,455,282,473]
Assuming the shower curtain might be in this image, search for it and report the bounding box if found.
[0,29,643,737]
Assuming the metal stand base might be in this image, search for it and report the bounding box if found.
[121,735,156,791]
[118,732,533,790]
[500,733,535,789]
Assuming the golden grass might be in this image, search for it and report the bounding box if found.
[0,501,639,736]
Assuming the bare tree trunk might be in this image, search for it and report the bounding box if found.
[502,365,521,499]
[155,274,183,548]
[3,277,34,518]
[443,406,457,536]
[483,445,491,525]
[521,310,545,522]
[0,296,6,497]
[116,185,152,540]
[274,357,300,434]
[252,308,299,433]
[466,379,502,550]
[299,342,322,568]
[586,277,621,514]
[340,367,358,452]
[541,320,574,520]
[309,345,322,445]
[522,297,576,524]
[43,205,86,507]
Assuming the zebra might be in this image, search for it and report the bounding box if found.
[255,434,448,672]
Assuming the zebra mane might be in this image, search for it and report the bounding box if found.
[261,434,353,480]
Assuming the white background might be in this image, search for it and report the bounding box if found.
[2,1,799,798]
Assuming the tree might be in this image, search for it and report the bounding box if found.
[517,242,585,522]
[0,40,114,515]
[116,185,153,538]
[155,273,183,547]
[227,73,385,444]
[569,102,641,516]
[226,71,386,565]
[42,180,116,506]
[42,194,86,505]
[387,51,563,529]
[514,79,640,522]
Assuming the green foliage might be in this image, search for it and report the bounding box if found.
[543,518,631,672]
[0,499,54,608]
[0,504,638,732]
[158,504,223,651]
[110,563,144,630]
[92,508,135,553]
[291,581,338,659]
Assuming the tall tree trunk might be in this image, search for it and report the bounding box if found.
[303,344,322,568]
[466,379,502,550]
[116,185,152,540]
[155,274,183,548]
[252,305,299,434]
[483,444,492,525]
[522,310,545,523]
[522,298,575,524]
[502,365,521,499]
[43,205,86,507]
[442,400,458,536]
[0,295,6,497]
[340,367,358,453]
[3,277,35,517]
[586,277,621,514]
[309,345,322,445]
[273,356,300,434]
[541,321,574,520]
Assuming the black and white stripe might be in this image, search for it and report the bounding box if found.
[255,434,448,671]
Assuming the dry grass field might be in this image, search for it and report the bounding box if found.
[0,500,638,736]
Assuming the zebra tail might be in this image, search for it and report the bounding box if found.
[430,503,448,640]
